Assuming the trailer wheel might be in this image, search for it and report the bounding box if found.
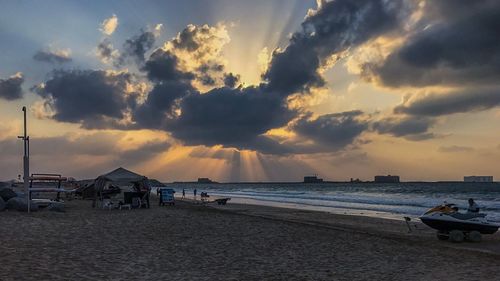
[436,231,448,241]
[449,230,464,243]
[467,231,482,242]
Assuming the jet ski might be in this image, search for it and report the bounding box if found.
[419,203,500,242]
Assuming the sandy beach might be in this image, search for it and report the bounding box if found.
[1,197,500,281]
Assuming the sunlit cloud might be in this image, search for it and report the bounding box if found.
[100,14,118,36]
[33,47,72,64]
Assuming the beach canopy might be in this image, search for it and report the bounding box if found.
[76,167,151,200]
[94,167,150,192]
[100,167,146,182]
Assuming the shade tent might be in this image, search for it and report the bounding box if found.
[100,167,146,182]
[81,167,151,208]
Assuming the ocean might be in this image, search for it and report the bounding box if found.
[167,182,500,222]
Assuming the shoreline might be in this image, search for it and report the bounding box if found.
[200,199,500,256]
[200,195,412,221]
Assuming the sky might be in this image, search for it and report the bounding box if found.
[1,0,500,182]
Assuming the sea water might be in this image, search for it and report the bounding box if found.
[167,182,500,221]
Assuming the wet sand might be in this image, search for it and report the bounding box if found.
[1,197,499,280]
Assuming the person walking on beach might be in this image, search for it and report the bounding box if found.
[194,188,197,199]
[182,188,185,198]
[467,198,480,213]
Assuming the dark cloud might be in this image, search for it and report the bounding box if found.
[264,0,412,95]
[293,111,369,150]
[164,86,296,150]
[438,145,474,153]
[97,40,113,59]
[122,30,156,65]
[33,70,133,128]
[199,74,216,86]
[143,49,194,82]
[394,88,500,116]
[264,46,324,95]
[132,81,196,129]
[132,47,197,129]
[223,73,240,88]
[96,39,119,65]
[34,1,425,155]
[361,1,500,88]
[152,0,413,153]
[0,73,24,100]
[372,116,436,140]
[133,27,300,153]
[172,24,217,52]
[197,63,224,73]
[197,63,225,86]
[33,50,71,64]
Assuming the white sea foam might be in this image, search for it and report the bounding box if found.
[170,182,500,221]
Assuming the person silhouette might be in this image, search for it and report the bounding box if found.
[467,198,479,213]
[194,188,197,199]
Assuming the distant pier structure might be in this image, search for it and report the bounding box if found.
[304,175,323,183]
[464,176,493,183]
[374,175,400,183]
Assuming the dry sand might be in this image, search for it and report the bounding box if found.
[1,196,499,281]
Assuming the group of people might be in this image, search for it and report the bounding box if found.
[157,187,203,200]
[157,187,205,198]
[178,188,204,200]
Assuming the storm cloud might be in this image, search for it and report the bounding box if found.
[293,111,369,150]
[394,88,500,116]
[33,49,72,64]
[132,81,196,129]
[0,73,24,100]
[96,39,120,65]
[372,116,436,140]
[264,0,413,96]
[131,48,196,129]
[223,73,240,88]
[143,49,194,82]
[164,86,295,149]
[163,0,414,152]
[361,0,500,88]
[121,29,156,65]
[34,1,428,155]
[33,70,134,128]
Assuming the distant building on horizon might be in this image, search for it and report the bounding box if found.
[374,175,400,183]
[197,178,215,183]
[304,175,323,183]
[464,176,493,183]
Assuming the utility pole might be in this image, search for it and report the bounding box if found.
[18,106,30,213]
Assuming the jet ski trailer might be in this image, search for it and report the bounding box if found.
[419,204,500,243]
